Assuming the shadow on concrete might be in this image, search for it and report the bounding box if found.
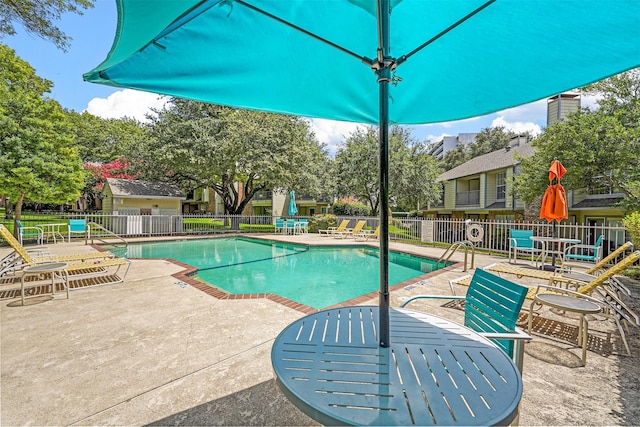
[615,277,640,426]
[147,379,319,427]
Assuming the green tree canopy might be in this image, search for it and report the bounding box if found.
[514,69,640,211]
[439,142,471,172]
[439,126,520,171]
[0,0,93,51]
[140,99,326,215]
[470,126,520,157]
[68,111,149,163]
[0,44,85,226]
[335,126,441,214]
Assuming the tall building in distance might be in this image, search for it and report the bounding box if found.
[427,133,478,160]
[547,93,581,126]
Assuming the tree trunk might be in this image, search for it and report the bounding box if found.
[4,198,13,219]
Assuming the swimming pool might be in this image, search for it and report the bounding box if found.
[111,237,447,309]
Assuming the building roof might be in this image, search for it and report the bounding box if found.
[572,195,624,209]
[106,178,186,199]
[439,143,536,181]
[485,201,506,209]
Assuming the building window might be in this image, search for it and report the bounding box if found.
[587,173,620,195]
[496,172,506,201]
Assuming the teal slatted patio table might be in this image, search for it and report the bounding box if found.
[272,306,522,426]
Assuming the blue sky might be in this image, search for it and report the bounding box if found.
[5,0,592,154]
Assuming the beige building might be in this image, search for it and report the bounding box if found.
[424,139,626,228]
[250,190,329,217]
[102,178,185,216]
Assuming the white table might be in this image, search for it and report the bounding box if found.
[20,262,69,305]
[36,223,66,243]
[272,306,523,426]
[530,236,580,270]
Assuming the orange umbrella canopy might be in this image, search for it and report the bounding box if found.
[540,160,568,222]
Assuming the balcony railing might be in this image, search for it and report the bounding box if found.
[253,191,273,201]
[456,190,480,206]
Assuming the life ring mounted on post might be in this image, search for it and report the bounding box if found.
[466,223,484,243]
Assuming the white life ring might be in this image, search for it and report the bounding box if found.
[466,223,484,243]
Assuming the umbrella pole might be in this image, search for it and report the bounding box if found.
[377,0,391,348]
[551,220,557,266]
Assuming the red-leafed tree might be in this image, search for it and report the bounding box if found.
[79,158,139,211]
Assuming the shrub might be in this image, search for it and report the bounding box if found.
[331,201,371,216]
[623,211,640,248]
[310,214,337,233]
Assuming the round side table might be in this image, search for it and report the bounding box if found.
[21,262,69,306]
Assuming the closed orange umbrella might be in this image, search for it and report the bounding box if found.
[539,159,568,269]
[540,160,568,222]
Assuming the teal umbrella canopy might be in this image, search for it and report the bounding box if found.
[84,0,640,125]
[84,0,640,347]
[288,190,298,216]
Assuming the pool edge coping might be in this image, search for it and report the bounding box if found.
[92,237,464,314]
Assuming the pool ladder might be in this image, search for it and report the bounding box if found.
[88,222,128,248]
[437,240,475,272]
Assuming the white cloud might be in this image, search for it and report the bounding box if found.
[307,118,367,154]
[85,89,168,122]
[497,99,548,124]
[580,92,601,110]
[490,116,542,136]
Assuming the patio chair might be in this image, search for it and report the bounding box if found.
[509,229,543,267]
[17,220,44,245]
[297,218,309,233]
[595,284,640,355]
[564,234,605,263]
[548,251,640,295]
[485,262,556,281]
[285,219,298,234]
[335,220,366,239]
[318,219,349,236]
[68,219,90,240]
[274,218,285,233]
[486,242,635,287]
[559,241,633,276]
[402,268,530,373]
[354,225,379,241]
[0,225,125,284]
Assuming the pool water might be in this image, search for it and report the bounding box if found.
[111,237,445,309]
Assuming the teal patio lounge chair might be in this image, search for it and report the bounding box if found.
[402,268,530,373]
[564,234,605,263]
[17,221,43,245]
[68,219,90,240]
[509,229,543,267]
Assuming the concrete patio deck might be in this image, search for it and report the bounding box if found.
[1,234,638,426]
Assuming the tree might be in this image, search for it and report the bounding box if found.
[0,44,85,230]
[0,0,93,51]
[81,158,139,211]
[141,99,325,216]
[334,127,380,213]
[513,69,640,211]
[389,129,441,211]
[440,143,471,171]
[470,126,519,157]
[68,111,149,163]
[438,126,520,172]
[335,126,441,214]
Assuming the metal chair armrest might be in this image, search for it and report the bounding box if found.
[401,294,465,308]
[478,327,531,341]
[564,243,594,255]
[478,327,530,373]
